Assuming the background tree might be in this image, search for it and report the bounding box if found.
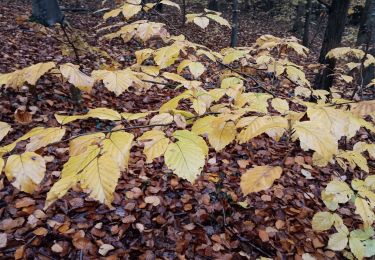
[302,0,312,46]
[315,0,350,90]
[31,0,63,26]
[230,0,239,47]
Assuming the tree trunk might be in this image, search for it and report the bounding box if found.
[315,0,350,90]
[208,0,219,11]
[230,0,239,47]
[182,0,186,26]
[302,0,312,47]
[357,0,375,90]
[31,0,64,26]
[292,1,305,35]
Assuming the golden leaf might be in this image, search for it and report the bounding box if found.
[26,127,66,152]
[207,117,236,151]
[23,62,55,85]
[59,63,94,92]
[5,152,46,193]
[240,166,283,195]
[138,130,170,163]
[0,122,11,142]
[103,131,134,170]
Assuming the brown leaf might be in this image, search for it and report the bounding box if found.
[14,108,32,125]
[15,197,35,208]
[258,229,269,242]
[0,217,25,231]
[33,227,48,236]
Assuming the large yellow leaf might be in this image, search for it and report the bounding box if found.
[121,112,149,121]
[5,152,46,193]
[159,90,191,113]
[307,106,349,140]
[237,116,288,144]
[55,114,86,125]
[349,237,364,260]
[103,131,134,170]
[23,62,55,85]
[240,166,283,195]
[292,121,338,161]
[26,127,66,152]
[207,117,236,151]
[173,130,208,156]
[355,197,375,227]
[59,63,94,92]
[92,69,142,96]
[0,122,11,142]
[337,150,369,173]
[164,140,205,183]
[135,48,154,65]
[80,154,120,207]
[271,98,289,114]
[136,22,167,42]
[150,113,174,125]
[154,44,181,69]
[138,130,170,163]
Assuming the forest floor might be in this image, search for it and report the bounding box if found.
[0,0,371,259]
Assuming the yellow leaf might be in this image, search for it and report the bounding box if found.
[193,16,210,29]
[69,133,105,156]
[55,114,86,125]
[92,69,143,96]
[80,154,120,207]
[0,122,11,142]
[351,100,375,118]
[45,146,100,208]
[222,49,249,64]
[191,115,216,135]
[349,237,364,260]
[292,121,338,161]
[237,116,288,144]
[26,127,66,152]
[196,49,217,62]
[160,0,180,10]
[59,63,94,92]
[206,14,230,27]
[136,22,167,42]
[138,130,170,163]
[0,157,3,173]
[23,62,55,85]
[159,90,191,113]
[238,92,272,113]
[121,112,149,121]
[337,150,369,173]
[294,86,312,98]
[103,8,122,20]
[328,232,348,251]
[177,60,205,78]
[121,3,142,20]
[271,98,289,114]
[103,131,134,170]
[240,165,282,195]
[150,113,174,125]
[140,66,160,76]
[5,152,46,193]
[86,108,122,121]
[207,117,236,151]
[135,48,154,65]
[325,180,354,204]
[311,212,334,231]
[173,130,208,156]
[355,197,375,227]
[0,127,46,155]
[0,70,25,89]
[286,42,309,57]
[154,44,181,69]
[165,140,205,183]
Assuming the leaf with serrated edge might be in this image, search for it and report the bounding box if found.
[138,130,170,163]
[103,131,134,170]
[164,141,205,183]
[26,127,66,152]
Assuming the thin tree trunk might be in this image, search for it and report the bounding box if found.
[315,0,350,90]
[230,0,239,47]
[303,0,312,47]
[181,0,186,26]
[356,0,375,93]
[292,1,305,35]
